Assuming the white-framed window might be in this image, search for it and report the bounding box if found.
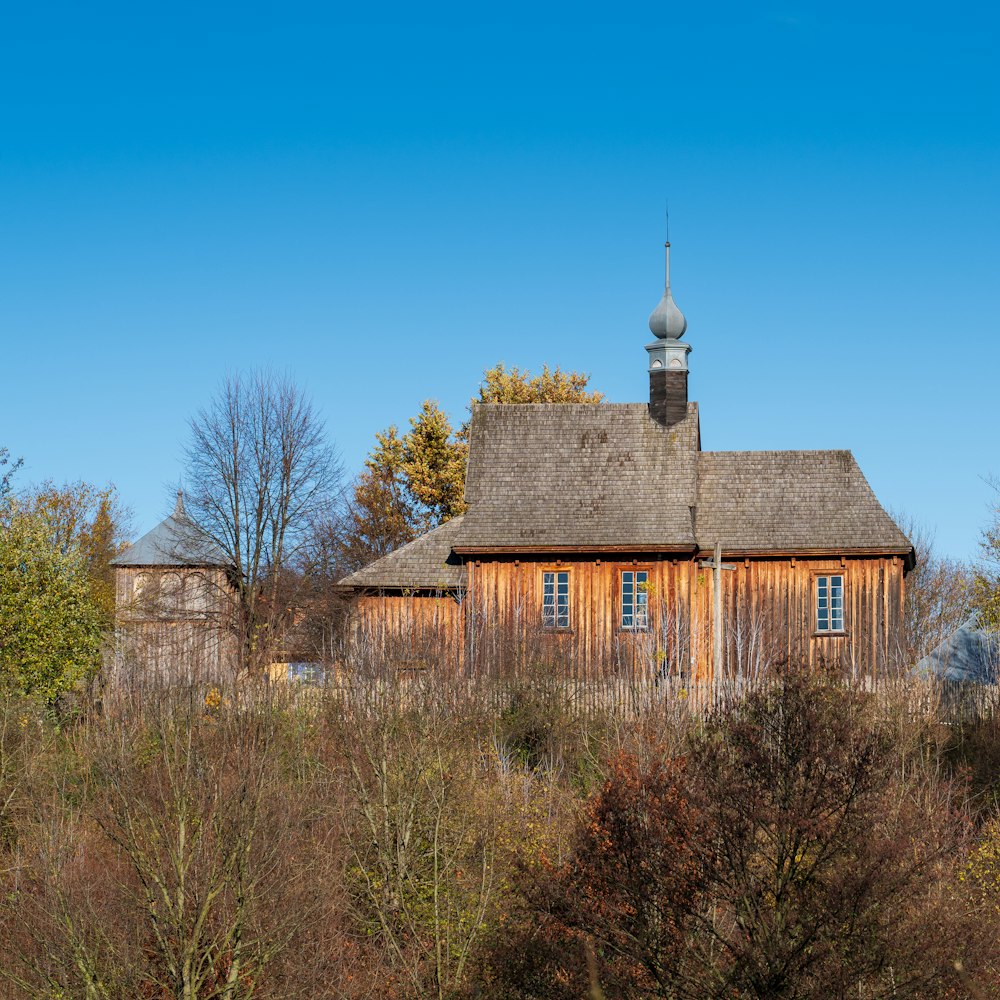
[816,574,845,632]
[542,570,570,628]
[621,570,649,630]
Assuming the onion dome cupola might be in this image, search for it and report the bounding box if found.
[647,240,688,340]
[646,240,692,427]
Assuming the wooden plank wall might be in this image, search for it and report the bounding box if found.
[114,621,236,682]
[113,566,237,681]
[115,566,232,623]
[353,593,465,672]
[347,555,906,683]
[465,554,906,681]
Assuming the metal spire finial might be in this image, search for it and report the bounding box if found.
[648,231,687,340]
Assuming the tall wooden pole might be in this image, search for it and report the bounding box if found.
[699,544,735,700]
[713,540,723,688]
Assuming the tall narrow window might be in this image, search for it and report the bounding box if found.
[542,570,570,628]
[621,570,649,630]
[816,574,845,632]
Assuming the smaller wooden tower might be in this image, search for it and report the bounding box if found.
[111,491,235,683]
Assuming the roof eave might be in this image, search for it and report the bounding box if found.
[694,544,915,564]
[337,583,463,594]
[452,544,699,556]
[452,543,914,563]
[111,560,231,569]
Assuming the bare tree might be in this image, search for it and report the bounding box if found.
[340,699,499,999]
[893,511,973,663]
[0,448,21,500]
[184,371,342,674]
[972,476,1000,631]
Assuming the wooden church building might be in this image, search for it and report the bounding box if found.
[340,243,914,682]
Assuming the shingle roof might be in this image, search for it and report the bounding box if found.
[695,450,912,554]
[339,402,913,590]
[458,403,700,550]
[111,493,230,568]
[338,516,467,590]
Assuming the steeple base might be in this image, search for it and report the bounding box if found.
[649,369,688,427]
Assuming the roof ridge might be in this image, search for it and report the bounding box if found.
[701,448,855,458]
[472,401,641,410]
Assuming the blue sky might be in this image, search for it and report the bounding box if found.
[1,1,997,561]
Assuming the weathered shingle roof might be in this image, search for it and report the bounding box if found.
[695,450,912,554]
[338,516,467,590]
[111,493,230,568]
[339,401,912,590]
[458,403,700,551]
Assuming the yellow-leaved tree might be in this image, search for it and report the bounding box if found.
[466,362,604,412]
[339,364,603,569]
[972,479,1000,632]
[18,481,131,623]
[0,502,106,701]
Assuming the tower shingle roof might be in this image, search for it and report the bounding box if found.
[111,492,230,568]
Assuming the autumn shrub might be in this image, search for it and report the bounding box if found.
[3,672,1000,1000]
[940,713,1000,819]
[484,672,994,1000]
[0,685,47,857]
[314,674,586,1000]
[0,687,365,999]
[688,674,978,1000]
[496,681,575,771]
[482,744,704,1000]
[332,699,502,999]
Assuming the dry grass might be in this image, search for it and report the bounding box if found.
[2,651,1000,998]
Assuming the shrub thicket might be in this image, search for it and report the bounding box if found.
[0,672,997,999]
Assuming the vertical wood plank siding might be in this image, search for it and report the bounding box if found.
[354,593,465,670]
[353,554,906,679]
[113,565,236,681]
